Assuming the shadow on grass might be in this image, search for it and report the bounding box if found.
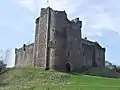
[62,71,83,75]
[0,83,8,86]
[55,69,84,76]
[55,67,120,79]
[55,66,90,76]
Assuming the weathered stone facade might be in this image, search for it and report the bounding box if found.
[15,7,105,71]
[15,43,34,67]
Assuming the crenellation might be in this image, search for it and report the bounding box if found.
[71,18,80,23]
[71,18,82,27]
[15,43,34,67]
[35,17,40,24]
[15,48,17,54]
[54,11,67,17]
[102,47,106,52]
[82,39,95,46]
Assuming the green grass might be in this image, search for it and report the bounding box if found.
[0,67,120,90]
[83,68,120,78]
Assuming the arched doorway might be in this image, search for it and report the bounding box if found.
[66,63,71,72]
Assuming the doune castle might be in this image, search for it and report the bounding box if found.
[15,7,105,71]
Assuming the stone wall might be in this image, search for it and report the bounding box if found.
[82,39,95,67]
[33,7,50,68]
[33,17,40,66]
[94,43,105,68]
[82,44,93,67]
[48,9,67,70]
[66,18,83,70]
[15,43,34,67]
[82,39,105,68]
[47,8,83,71]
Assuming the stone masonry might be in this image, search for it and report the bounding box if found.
[15,7,105,71]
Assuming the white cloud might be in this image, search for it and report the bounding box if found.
[16,0,120,37]
[19,0,36,12]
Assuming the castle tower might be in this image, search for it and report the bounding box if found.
[33,7,83,71]
[48,8,68,70]
[65,18,83,71]
[33,7,68,70]
[33,7,50,68]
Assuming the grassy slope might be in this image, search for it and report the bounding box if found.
[0,67,120,90]
[83,68,120,78]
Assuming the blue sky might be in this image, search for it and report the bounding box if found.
[0,0,120,67]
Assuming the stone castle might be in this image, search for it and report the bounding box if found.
[15,7,105,71]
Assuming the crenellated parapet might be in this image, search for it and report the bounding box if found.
[15,43,34,67]
[71,18,82,28]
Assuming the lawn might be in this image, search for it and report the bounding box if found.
[0,67,120,90]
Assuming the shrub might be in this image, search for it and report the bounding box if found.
[0,60,6,73]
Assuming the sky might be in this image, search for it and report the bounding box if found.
[0,0,120,67]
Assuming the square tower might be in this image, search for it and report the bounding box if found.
[33,7,83,71]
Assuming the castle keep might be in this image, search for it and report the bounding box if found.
[15,7,105,71]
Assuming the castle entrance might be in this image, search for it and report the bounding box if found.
[66,63,71,72]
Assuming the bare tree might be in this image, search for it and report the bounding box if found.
[0,48,12,73]
[4,49,12,64]
[0,49,12,67]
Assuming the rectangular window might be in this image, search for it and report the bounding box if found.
[67,50,71,57]
[23,44,26,51]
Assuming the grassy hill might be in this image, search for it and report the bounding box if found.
[0,67,120,90]
[82,67,120,78]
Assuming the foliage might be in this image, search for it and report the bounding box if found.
[0,60,7,73]
[0,49,12,64]
[105,60,120,73]
[105,60,116,69]
[112,65,120,73]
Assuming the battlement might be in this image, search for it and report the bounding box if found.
[15,43,34,54]
[70,18,82,28]
[39,7,82,29]
[82,38,105,52]
[35,17,40,24]
[71,18,82,24]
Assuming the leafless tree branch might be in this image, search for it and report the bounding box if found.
[0,49,12,65]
